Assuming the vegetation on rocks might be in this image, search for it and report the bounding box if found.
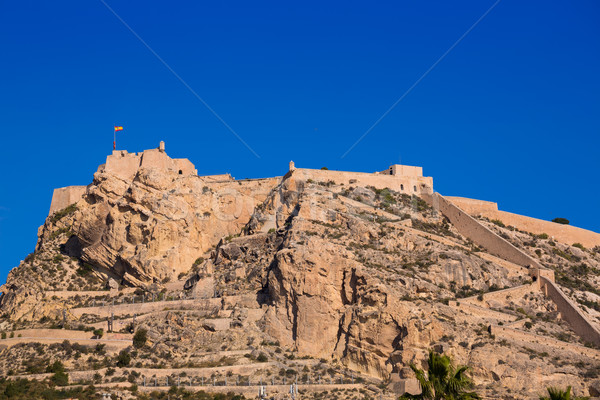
[539,386,588,400]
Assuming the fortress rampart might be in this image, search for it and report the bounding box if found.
[290,163,433,195]
[48,142,198,216]
[540,276,600,346]
[99,141,197,181]
[426,192,600,347]
[48,185,87,215]
[424,193,546,277]
[446,196,600,248]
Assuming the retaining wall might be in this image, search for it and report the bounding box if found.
[449,301,517,323]
[540,276,600,346]
[70,298,221,319]
[461,284,536,306]
[446,196,600,248]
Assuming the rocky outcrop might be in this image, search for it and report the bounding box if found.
[38,165,278,287]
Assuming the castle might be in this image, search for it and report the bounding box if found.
[49,142,600,253]
[47,142,600,347]
[49,141,434,214]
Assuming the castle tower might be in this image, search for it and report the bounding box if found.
[159,141,165,153]
[289,160,295,171]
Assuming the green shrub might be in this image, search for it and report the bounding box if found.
[193,257,204,266]
[50,371,69,386]
[50,203,78,223]
[491,219,505,228]
[573,243,585,250]
[46,360,65,373]
[320,167,328,170]
[536,233,549,239]
[133,328,148,349]
[257,353,268,362]
[116,350,131,367]
[93,328,103,338]
[552,217,569,225]
[76,263,94,276]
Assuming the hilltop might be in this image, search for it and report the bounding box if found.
[1,142,600,399]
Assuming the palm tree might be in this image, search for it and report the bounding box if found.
[539,386,588,400]
[399,350,481,400]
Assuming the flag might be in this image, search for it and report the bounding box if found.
[114,126,124,132]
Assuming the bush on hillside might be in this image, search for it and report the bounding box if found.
[133,328,148,349]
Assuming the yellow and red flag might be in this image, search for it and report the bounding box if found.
[114,126,124,132]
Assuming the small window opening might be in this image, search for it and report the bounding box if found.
[178,170,183,175]
[400,184,404,190]
[413,185,417,192]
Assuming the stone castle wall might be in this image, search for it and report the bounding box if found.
[291,167,433,195]
[49,185,87,215]
[427,193,600,347]
[49,143,199,215]
[446,197,600,248]
[424,193,545,276]
[100,147,197,181]
[540,276,600,347]
[377,164,423,177]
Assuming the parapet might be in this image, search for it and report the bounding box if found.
[377,164,423,177]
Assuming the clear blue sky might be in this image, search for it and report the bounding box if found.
[1,1,599,285]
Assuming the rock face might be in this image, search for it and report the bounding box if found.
[1,151,600,399]
[47,163,276,287]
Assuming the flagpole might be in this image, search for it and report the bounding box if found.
[113,124,116,150]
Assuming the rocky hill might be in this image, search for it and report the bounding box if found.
[1,145,599,399]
